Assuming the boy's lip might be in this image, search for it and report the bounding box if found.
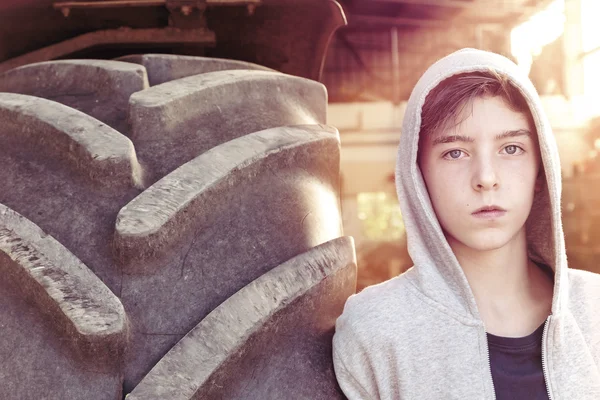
[472,205,507,219]
[473,205,506,213]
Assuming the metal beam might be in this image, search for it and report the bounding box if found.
[580,45,600,60]
[372,0,481,8]
[348,13,513,27]
[53,0,260,16]
[54,0,164,9]
[0,28,216,74]
[53,0,259,8]
[349,14,455,28]
[372,0,536,14]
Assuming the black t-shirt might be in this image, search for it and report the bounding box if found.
[486,262,553,400]
[487,322,549,400]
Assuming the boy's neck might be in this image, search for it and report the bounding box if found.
[447,229,554,337]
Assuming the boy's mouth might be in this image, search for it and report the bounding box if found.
[472,205,507,219]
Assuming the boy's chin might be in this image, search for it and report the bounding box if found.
[447,232,518,253]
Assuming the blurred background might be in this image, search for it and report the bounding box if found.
[1,0,597,291]
[322,0,600,290]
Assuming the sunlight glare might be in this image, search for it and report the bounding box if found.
[511,0,565,74]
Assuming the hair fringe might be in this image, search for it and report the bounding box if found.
[420,70,533,139]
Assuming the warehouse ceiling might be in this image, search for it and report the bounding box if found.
[0,0,559,81]
[322,0,565,102]
[340,0,557,28]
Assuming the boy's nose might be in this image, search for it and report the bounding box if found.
[472,159,499,191]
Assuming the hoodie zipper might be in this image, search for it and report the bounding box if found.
[485,316,553,400]
[485,332,496,400]
[542,316,553,400]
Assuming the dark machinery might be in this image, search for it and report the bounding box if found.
[0,1,355,399]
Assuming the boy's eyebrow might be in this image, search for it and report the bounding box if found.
[495,129,532,140]
[431,129,532,146]
[431,135,474,145]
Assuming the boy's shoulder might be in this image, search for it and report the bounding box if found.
[568,267,600,302]
[331,272,421,396]
[335,268,421,336]
[566,268,600,336]
[333,270,416,367]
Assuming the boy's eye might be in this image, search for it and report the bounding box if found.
[444,149,463,159]
[503,145,524,155]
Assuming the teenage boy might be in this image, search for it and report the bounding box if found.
[332,48,600,399]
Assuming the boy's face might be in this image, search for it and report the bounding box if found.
[418,95,541,252]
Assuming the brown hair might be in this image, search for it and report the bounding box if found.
[420,70,535,139]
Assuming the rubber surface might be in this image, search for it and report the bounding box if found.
[0,55,353,398]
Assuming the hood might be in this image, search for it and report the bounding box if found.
[395,48,568,321]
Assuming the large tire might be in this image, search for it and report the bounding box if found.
[0,55,356,399]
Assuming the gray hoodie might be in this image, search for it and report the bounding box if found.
[332,48,600,399]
